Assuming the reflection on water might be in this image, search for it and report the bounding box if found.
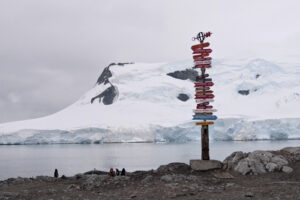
[0,140,299,180]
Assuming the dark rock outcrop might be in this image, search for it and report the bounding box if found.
[96,62,134,85]
[177,93,189,102]
[91,86,118,105]
[92,62,133,105]
[238,90,250,95]
[96,65,113,85]
[167,69,198,81]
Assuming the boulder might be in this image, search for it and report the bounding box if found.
[234,159,251,175]
[281,147,300,155]
[282,166,293,173]
[157,162,190,173]
[223,151,247,170]
[190,160,222,171]
[248,151,273,165]
[270,155,288,168]
[265,163,279,172]
[234,157,266,175]
[281,147,300,161]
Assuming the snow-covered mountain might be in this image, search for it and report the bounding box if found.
[1,58,300,144]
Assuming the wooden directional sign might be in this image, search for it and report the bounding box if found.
[195,97,214,100]
[197,102,210,107]
[195,94,215,99]
[194,112,213,116]
[195,99,214,103]
[193,53,210,59]
[196,121,214,126]
[194,57,212,61]
[193,49,212,54]
[194,64,211,69]
[191,42,210,51]
[194,82,214,87]
[195,87,211,91]
[195,60,211,65]
[196,90,213,94]
[197,105,213,109]
[196,78,212,82]
[194,109,217,113]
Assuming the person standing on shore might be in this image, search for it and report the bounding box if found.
[54,169,59,178]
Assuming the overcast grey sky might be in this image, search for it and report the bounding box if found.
[1,0,300,123]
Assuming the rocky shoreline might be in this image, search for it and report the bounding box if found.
[0,146,299,200]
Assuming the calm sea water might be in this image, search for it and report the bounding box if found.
[0,140,299,180]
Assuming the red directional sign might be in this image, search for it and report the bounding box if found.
[197,105,213,109]
[195,94,215,98]
[195,82,214,87]
[193,53,210,59]
[193,49,212,54]
[191,42,210,51]
[195,60,211,65]
[194,64,211,69]
[194,57,212,61]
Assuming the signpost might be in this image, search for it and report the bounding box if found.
[191,32,217,160]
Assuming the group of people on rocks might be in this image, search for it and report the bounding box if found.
[54,167,126,178]
[109,168,126,176]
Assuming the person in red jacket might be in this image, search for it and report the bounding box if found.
[109,168,116,177]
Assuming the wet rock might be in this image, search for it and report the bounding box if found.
[177,93,189,101]
[282,166,293,173]
[190,160,222,171]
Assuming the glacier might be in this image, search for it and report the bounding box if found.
[0,58,300,144]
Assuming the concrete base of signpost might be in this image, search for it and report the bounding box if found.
[190,159,223,171]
